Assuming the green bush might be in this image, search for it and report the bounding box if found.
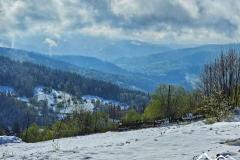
[0,126,5,135]
[122,109,142,124]
[143,98,163,121]
[204,117,218,124]
[21,111,117,143]
[198,91,232,121]
[22,123,42,142]
[143,85,198,121]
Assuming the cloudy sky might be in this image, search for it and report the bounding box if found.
[0,0,239,55]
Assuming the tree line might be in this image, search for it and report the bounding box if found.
[21,111,116,143]
[122,49,240,125]
[122,85,200,124]
[199,49,240,104]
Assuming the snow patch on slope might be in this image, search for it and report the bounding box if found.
[82,95,129,110]
[33,86,93,113]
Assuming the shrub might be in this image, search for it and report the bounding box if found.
[143,99,163,121]
[198,91,232,121]
[122,109,142,124]
[204,117,218,124]
[0,127,5,136]
[21,111,117,143]
[143,85,198,121]
[21,123,42,142]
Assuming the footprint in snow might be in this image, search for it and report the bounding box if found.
[82,156,92,159]
[106,145,112,147]
[116,143,125,146]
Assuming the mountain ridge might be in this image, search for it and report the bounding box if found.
[113,43,240,89]
[0,47,159,92]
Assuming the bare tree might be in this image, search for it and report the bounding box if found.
[199,49,240,107]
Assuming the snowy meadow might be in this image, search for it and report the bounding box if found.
[1,121,240,160]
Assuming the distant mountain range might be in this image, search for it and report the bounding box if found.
[53,55,127,75]
[1,43,239,92]
[0,47,158,91]
[114,43,240,88]
[53,38,176,61]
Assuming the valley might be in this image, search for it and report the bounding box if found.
[1,43,239,92]
[0,1,239,159]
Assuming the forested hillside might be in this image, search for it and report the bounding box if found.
[0,56,149,106]
[53,55,128,75]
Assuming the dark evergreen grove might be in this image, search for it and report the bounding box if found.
[0,56,149,106]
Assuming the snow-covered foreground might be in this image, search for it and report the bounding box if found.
[1,121,240,160]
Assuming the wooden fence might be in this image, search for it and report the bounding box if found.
[117,115,203,131]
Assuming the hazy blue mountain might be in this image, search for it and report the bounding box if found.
[53,55,128,75]
[52,37,175,61]
[0,47,159,92]
[114,43,240,88]
[93,40,173,60]
[0,47,79,71]
[2,43,237,92]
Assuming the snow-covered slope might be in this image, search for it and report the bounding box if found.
[1,122,240,160]
[33,87,128,113]
[33,86,88,113]
[82,95,129,110]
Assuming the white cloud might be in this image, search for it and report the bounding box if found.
[43,38,58,47]
[0,0,240,46]
[177,0,199,19]
[0,0,27,36]
[79,25,126,39]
